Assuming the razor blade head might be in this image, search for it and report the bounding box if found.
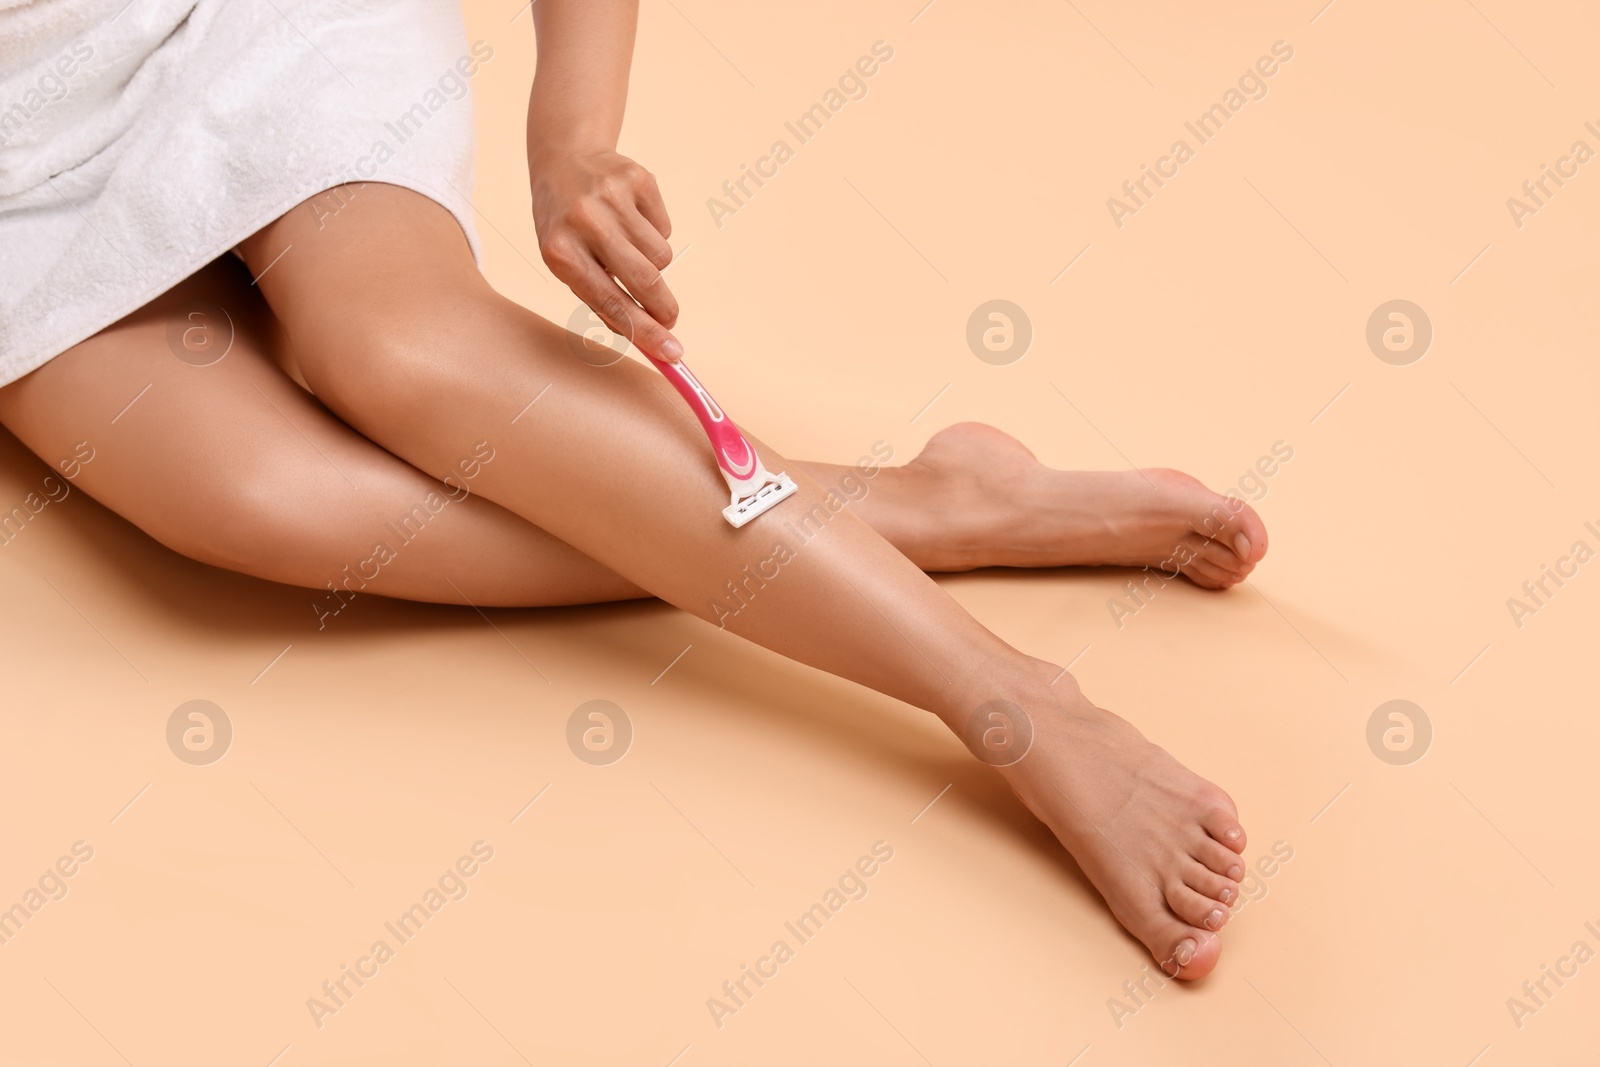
[723,472,799,528]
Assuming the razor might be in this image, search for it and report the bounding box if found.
[645,354,798,528]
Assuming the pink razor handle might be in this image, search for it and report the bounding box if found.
[645,354,799,527]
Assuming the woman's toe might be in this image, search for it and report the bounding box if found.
[1195,536,1248,577]
[1194,836,1246,881]
[1182,857,1239,906]
[1205,497,1269,566]
[1201,804,1247,854]
[1180,557,1237,589]
[1151,921,1224,980]
[1166,880,1231,932]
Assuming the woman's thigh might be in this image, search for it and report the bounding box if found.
[0,254,646,612]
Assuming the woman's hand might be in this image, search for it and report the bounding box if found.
[530,148,681,361]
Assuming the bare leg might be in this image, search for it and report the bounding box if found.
[223,183,1249,976]
[0,258,645,610]
[0,268,1265,618]
[1,189,1254,976]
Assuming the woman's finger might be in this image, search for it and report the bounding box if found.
[633,172,672,240]
[567,252,680,361]
[617,204,675,274]
[593,233,679,335]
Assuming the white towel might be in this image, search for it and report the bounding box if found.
[0,0,485,385]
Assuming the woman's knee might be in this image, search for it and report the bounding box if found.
[294,282,540,423]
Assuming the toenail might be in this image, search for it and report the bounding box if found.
[1227,864,1242,880]
[1233,533,1251,558]
[1220,888,1234,904]
[1174,939,1196,966]
[1205,909,1224,930]
[1225,827,1242,843]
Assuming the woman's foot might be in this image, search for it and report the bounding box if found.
[984,675,1248,979]
[897,423,1269,587]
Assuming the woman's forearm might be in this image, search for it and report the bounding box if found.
[524,0,681,360]
[527,0,638,159]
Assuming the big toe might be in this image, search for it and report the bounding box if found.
[1118,893,1225,981]
[1154,469,1270,567]
[1169,928,1224,979]
[1150,922,1224,980]
[1212,499,1269,566]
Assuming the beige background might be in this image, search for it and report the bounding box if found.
[3,0,1598,1063]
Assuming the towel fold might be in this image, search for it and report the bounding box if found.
[0,0,484,385]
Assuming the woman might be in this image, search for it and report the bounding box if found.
[0,0,1266,978]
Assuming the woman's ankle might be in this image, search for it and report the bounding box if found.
[933,655,1084,764]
